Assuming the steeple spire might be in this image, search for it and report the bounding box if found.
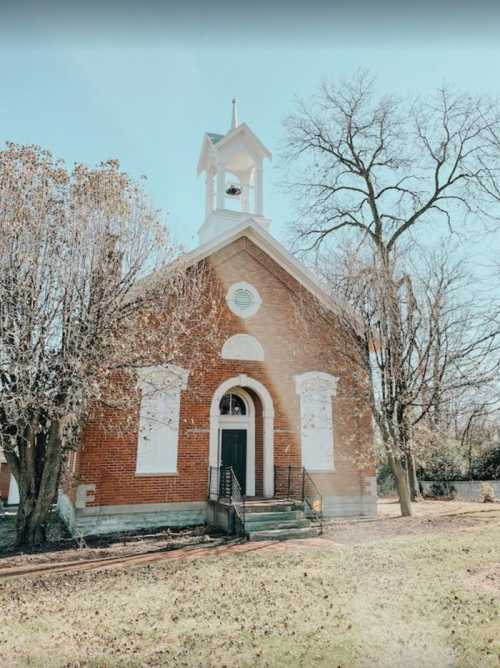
[230,98,238,130]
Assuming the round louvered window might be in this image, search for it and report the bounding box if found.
[226,282,262,318]
[233,288,253,310]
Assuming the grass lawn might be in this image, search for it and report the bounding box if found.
[0,506,499,667]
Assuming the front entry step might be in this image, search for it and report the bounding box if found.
[242,499,322,541]
[244,502,299,514]
[245,510,304,523]
[245,518,311,532]
[248,526,321,541]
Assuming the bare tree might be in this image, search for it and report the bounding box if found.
[447,390,500,479]
[0,144,220,548]
[283,73,500,253]
[303,243,500,515]
[283,73,500,515]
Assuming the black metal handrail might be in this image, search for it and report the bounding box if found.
[302,468,323,535]
[274,465,303,500]
[210,464,322,535]
[274,465,323,534]
[227,467,245,531]
[208,465,246,535]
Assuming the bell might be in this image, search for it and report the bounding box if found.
[225,184,242,197]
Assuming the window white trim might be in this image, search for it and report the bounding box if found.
[294,371,338,472]
[226,281,262,318]
[135,365,189,475]
[221,334,264,361]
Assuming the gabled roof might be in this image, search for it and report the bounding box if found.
[207,133,224,145]
[197,123,272,175]
[135,217,360,329]
[182,218,345,317]
[214,123,272,160]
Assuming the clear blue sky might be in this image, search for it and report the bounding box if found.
[2,4,500,254]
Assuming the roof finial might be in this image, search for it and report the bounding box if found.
[231,98,238,130]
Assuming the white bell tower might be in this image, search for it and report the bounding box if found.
[196,100,272,245]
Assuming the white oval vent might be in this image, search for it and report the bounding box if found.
[233,288,254,310]
[226,282,262,318]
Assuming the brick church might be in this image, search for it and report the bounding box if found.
[55,103,377,538]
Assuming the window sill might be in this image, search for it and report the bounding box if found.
[134,471,179,477]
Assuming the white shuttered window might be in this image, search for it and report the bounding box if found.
[136,366,188,475]
[295,372,338,471]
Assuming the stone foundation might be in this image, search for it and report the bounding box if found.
[57,494,207,537]
[57,486,377,538]
[323,494,377,518]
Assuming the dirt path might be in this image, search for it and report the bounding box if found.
[0,538,279,579]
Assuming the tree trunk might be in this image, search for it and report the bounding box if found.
[387,450,413,517]
[398,405,422,502]
[407,449,423,502]
[15,495,49,547]
[6,419,62,549]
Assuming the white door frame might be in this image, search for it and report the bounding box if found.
[218,388,255,496]
[209,374,275,497]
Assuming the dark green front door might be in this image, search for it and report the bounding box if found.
[221,429,247,495]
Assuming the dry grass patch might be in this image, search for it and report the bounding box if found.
[1,519,499,667]
[323,498,500,545]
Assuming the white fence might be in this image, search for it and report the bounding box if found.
[420,480,500,501]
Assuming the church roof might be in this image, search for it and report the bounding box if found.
[182,218,348,319]
[213,123,271,159]
[197,123,272,175]
[207,133,224,144]
[136,217,359,328]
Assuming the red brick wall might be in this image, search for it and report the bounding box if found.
[73,236,374,507]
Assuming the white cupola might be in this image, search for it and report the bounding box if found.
[196,100,272,245]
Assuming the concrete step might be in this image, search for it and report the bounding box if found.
[244,510,304,524]
[244,519,311,532]
[247,526,321,542]
[244,502,301,514]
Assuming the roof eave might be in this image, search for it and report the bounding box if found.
[214,123,272,160]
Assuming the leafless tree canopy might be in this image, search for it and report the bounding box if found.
[283,72,500,252]
[0,143,220,546]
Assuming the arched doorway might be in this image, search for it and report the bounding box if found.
[209,374,274,497]
[218,389,254,495]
